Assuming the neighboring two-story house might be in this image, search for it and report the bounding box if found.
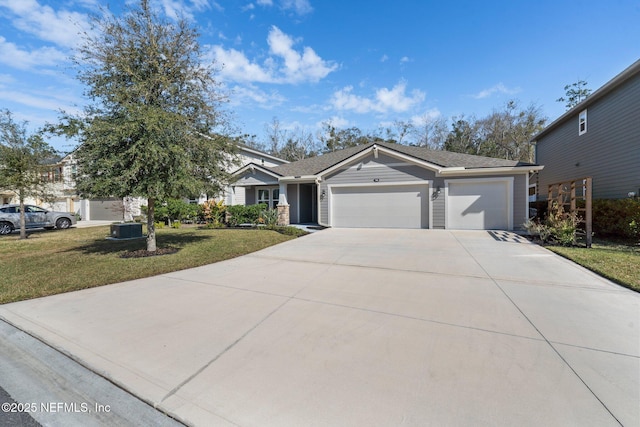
[1,143,287,221]
[531,59,640,200]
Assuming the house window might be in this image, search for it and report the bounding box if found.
[528,184,537,202]
[257,187,279,209]
[578,109,587,135]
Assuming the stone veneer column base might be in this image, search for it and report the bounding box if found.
[277,204,290,226]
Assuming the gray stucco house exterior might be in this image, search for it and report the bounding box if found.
[531,59,640,200]
[232,142,542,230]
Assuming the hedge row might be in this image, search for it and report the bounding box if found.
[531,198,640,239]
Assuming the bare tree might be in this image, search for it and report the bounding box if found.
[412,115,448,149]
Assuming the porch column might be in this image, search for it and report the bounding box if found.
[277,182,289,226]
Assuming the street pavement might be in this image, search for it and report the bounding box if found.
[0,229,638,426]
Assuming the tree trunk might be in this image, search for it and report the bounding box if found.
[19,194,26,240]
[146,197,157,252]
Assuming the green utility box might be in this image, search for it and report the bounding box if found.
[110,223,143,239]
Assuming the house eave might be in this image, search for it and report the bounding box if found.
[239,145,290,164]
[318,144,445,177]
[437,165,543,176]
[279,175,318,183]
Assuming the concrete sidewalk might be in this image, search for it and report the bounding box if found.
[0,229,638,426]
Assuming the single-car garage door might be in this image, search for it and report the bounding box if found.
[447,179,512,230]
[331,184,428,228]
[89,198,124,221]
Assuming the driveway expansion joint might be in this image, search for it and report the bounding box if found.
[451,233,626,426]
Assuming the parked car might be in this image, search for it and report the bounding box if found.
[0,204,76,235]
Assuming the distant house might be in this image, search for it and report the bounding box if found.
[222,143,288,206]
[0,143,287,221]
[232,141,542,230]
[531,59,640,200]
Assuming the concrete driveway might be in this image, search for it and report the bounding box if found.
[1,229,638,426]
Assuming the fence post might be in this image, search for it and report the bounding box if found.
[585,177,592,248]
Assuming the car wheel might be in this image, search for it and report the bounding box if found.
[56,217,72,230]
[0,222,13,235]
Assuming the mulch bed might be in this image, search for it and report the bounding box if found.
[120,247,179,258]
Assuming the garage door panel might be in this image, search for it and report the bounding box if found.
[331,185,428,229]
[447,181,510,230]
[89,198,124,221]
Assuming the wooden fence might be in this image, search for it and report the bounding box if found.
[548,177,592,247]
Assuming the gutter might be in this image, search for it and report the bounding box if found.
[437,165,544,176]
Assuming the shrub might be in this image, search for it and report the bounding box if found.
[630,219,640,241]
[524,202,579,246]
[227,204,268,226]
[200,200,226,225]
[154,221,165,229]
[592,198,640,239]
[259,208,279,227]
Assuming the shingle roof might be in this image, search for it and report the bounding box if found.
[262,141,534,177]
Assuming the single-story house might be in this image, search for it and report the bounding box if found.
[232,142,543,230]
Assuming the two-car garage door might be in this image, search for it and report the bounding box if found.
[330,179,513,230]
[331,184,429,229]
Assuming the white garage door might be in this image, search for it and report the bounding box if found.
[447,180,511,230]
[331,184,428,228]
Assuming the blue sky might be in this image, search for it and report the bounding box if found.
[0,0,639,152]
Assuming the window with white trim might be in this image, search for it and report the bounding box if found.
[578,109,587,135]
[257,187,279,209]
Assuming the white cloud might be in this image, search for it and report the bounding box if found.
[472,82,521,99]
[380,54,389,62]
[211,26,337,84]
[400,56,410,63]
[281,0,312,15]
[316,116,350,131]
[410,108,442,126]
[0,74,16,84]
[331,81,425,114]
[0,36,67,70]
[157,0,214,20]
[0,88,79,112]
[0,0,92,48]
[229,84,286,108]
[254,0,310,14]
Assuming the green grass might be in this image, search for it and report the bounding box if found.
[0,225,299,304]
[547,238,640,292]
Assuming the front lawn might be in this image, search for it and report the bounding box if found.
[0,225,299,304]
[547,239,640,292]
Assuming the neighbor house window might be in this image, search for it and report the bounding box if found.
[257,187,279,209]
[578,109,587,135]
[528,184,537,202]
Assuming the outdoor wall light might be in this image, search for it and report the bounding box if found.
[432,186,442,201]
[320,189,326,201]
